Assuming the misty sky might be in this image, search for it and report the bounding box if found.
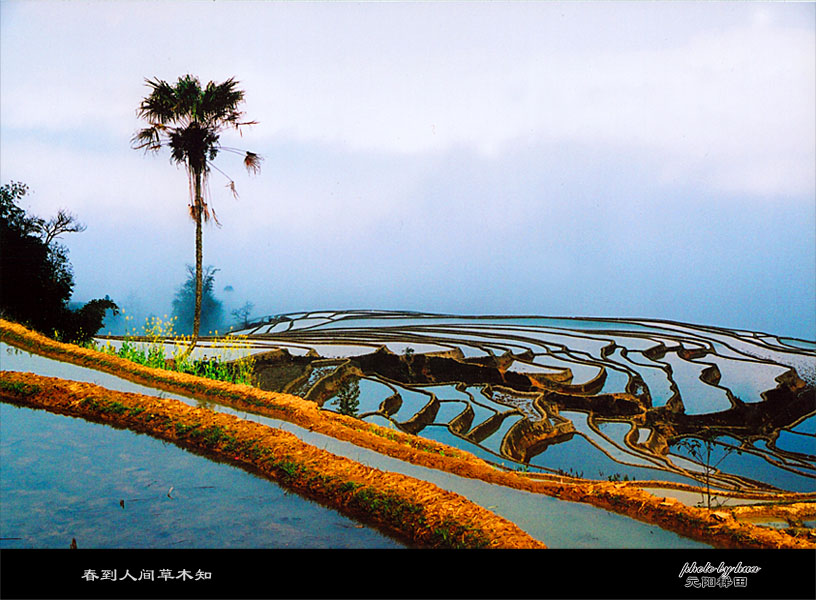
[1,1,814,339]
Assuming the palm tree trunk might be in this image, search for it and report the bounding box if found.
[192,169,203,344]
[177,171,203,362]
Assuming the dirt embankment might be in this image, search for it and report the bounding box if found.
[0,370,543,549]
[1,319,814,549]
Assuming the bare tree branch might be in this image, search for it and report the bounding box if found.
[39,209,87,247]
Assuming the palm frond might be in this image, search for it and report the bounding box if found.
[235,120,259,136]
[201,78,246,127]
[137,78,178,124]
[208,162,240,200]
[243,151,263,175]
[131,126,165,152]
[174,74,204,121]
[135,74,259,227]
[168,123,217,171]
[188,198,212,224]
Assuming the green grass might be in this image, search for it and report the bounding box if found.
[430,516,491,549]
[77,396,131,416]
[0,380,41,397]
[340,485,489,548]
[174,422,202,437]
[104,400,129,415]
[346,487,423,524]
[91,319,256,387]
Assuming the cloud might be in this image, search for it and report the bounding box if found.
[2,2,813,200]
[0,137,191,227]
[230,5,814,197]
[1,1,813,337]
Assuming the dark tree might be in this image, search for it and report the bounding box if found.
[672,429,739,510]
[0,181,117,342]
[172,265,224,335]
[61,297,120,343]
[333,378,361,417]
[231,301,254,328]
[0,182,39,235]
[37,209,86,247]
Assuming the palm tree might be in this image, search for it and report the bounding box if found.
[132,74,261,351]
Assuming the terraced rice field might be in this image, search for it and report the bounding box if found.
[4,311,815,549]
[228,310,816,495]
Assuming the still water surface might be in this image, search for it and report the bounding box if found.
[0,344,709,548]
[0,402,403,549]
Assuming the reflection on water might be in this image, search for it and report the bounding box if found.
[0,343,710,548]
[0,403,403,549]
[235,310,815,493]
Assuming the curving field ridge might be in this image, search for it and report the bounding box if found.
[2,318,815,549]
[228,310,816,495]
[0,370,541,549]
